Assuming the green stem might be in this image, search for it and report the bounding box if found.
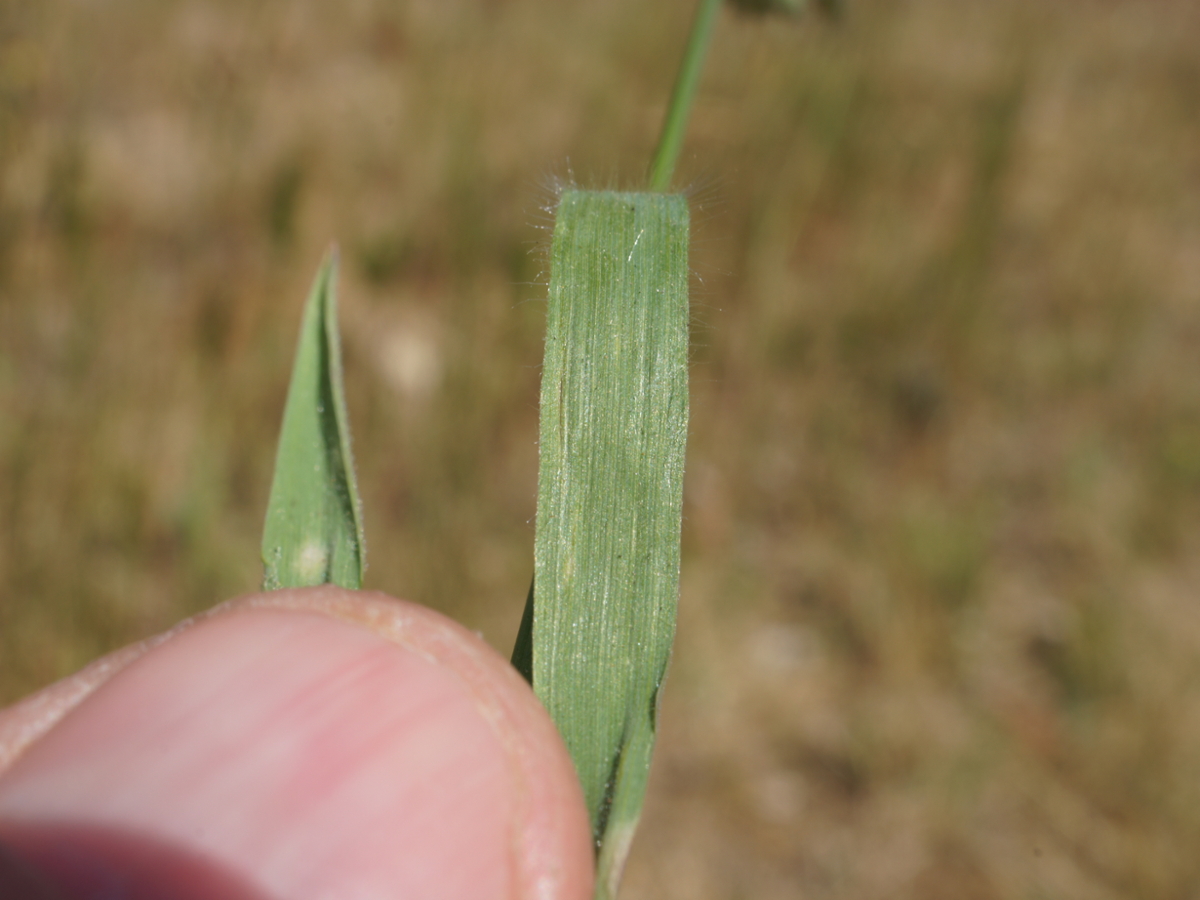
[648,0,722,192]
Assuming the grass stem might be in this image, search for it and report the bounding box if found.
[647,0,723,192]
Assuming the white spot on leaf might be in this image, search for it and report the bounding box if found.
[297,540,328,582]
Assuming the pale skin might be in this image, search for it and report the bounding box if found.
[0,587,595,900]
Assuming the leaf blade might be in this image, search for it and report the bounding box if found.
[261,250,365,591]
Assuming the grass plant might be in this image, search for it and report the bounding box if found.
[508,4,718,889]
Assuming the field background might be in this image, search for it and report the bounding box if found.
[3,1,1200,897]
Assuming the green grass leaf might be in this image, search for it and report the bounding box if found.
[261,250,365,591]
[522,189,689,899]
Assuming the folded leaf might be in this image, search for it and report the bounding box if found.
[261,251,365,591]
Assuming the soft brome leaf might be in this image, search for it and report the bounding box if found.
[261,251,365,591]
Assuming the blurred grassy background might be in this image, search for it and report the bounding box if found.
[2,0,1200,896]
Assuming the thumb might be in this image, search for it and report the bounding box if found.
[0,587,594,900]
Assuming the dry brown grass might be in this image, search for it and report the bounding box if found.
[3,0,1200,896]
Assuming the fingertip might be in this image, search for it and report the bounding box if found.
[0,588,594,900]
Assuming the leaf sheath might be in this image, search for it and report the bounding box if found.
[529,189,689,899]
